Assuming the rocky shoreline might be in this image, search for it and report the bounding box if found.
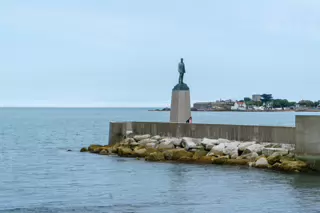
[80,134,312,173]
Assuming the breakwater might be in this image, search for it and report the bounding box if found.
[104,115,320,170]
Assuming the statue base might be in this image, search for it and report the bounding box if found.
[170,83,191,123]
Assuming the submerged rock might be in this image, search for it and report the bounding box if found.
[80,147,88,152]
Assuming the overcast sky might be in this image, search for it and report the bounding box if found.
[1,0,320,107]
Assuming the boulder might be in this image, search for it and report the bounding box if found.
[125,130,134,138]
[255,157,269,168]
[88,144,103,153]
[160,138,182,147]
[181,137,197,150]
[243,144,265,155]
[224,142,240,158]
[281,144,295,151]
[124,138,136,144]
[145,142,157,149]
[212,156,229,164]
[99,149,109,155]
[117,147,133,157]
[129,142,140,148]
[80,147,88,152]
[266,152,282,165]
[238,142,256,151]
[151,135,162,141]
[132,148,147,157]
[139,139,158,146]
[157,141,175,150]
[145,152,165,161]
[278,160,308,172]
[241,152,259,161]
[201,138,219,149]
[226,159,249,165]
[262,148,288,157]
[163,149,193,161]
[196,156,213,164]
[207,143,225,156]
[217,138,230,144]
[193,150,208,159]
[134,134,151,141]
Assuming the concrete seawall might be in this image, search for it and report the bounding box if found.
[109,122,295,145]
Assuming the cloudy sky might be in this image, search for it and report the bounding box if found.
[1,0,320,107]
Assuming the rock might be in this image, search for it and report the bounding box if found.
[177,156,194,162]
[248,162,255,167]
[238,142,256,151]
[255,157,269,168]
[201,138,219,150]
[139,139,158,146]
[133,148,147,157]
[262,148,288,157]
[271,162,282,170]
[267,152,282,165]
[99,149,109,155]
[125,130,134,138]
[281,144,295,151]
[118,147,133,157]
[196,156,213,164]
[287,152,295,158]
[134,134,151,141]
[163,149,193,161]
[241,152,259,161]
[88,144,102,153]
[145,152,165,161]
[181,137,197,150]
[124,138,136,144]
[80,147,88,152]
[193,150,208,159]
[160,138,182,147]
[157,141,175,150]
[224,142,240,158]
[212,156,229,164]
[217,138,230,144]
[279,160,308,172]
[145,142,157,149]
[207,143,225,156]
[151,135,162,141]
[243,144,265,155]
[129,142,140,148]
[226,159,249,165]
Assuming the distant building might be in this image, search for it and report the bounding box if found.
[252,94,261,102]
[231,101,247,111]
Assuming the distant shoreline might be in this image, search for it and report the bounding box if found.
[149,109,320,113]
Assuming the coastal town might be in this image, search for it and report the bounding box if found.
[152,94,320,112]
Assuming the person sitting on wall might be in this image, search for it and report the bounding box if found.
[186,116,192,123]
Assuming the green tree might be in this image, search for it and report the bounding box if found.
[299,100,314,108]
[261,94,273,106]
[244,97,251,102]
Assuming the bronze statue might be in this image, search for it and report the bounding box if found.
[178,58,186,84]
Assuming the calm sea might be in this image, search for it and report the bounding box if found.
[1,108,320,213]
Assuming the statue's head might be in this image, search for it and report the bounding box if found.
[180,58,183,62]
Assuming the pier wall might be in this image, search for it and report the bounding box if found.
[108,121,296,145]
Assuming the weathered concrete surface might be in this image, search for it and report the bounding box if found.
[109,122,295,145]
[170,90,191,123]
[295,115,320,169]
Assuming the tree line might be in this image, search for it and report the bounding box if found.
[242,94,320,109]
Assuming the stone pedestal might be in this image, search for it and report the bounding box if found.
[170,83,191,123]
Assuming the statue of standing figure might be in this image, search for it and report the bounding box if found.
[178,58,186,84]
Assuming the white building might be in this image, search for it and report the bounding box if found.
[231,101,247,111]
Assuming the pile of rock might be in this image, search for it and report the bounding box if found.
[80,134,310,173]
